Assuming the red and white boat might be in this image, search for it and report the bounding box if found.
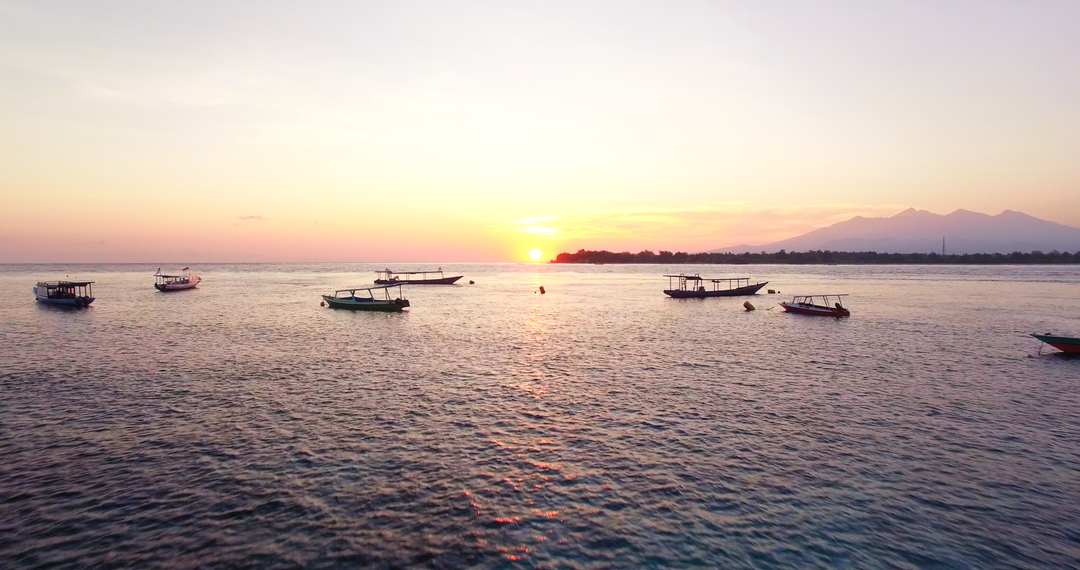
[155,267,201,291]
[779,294,850,317]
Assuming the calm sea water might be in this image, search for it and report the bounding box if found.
[1,263,1079,569]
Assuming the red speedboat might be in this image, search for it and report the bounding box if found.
[1031,333,1080,354]
[779,294,850,317]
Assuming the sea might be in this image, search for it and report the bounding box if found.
[1,263,1078,569]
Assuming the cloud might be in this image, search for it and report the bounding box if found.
[237,215,265,221]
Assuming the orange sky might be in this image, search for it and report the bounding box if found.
[1,2,1078,262]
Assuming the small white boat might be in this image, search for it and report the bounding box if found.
[779,294,851,317]
[155,268,200,291]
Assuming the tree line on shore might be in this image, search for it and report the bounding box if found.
[551,249,1080,264]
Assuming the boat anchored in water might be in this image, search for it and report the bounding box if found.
[34,281,95,307]
[323,283,410,312]
[663,274,768,298]
[154,267,200,291]
[375,268,463,285]
[1031,333,1080,354]
[779,294,850,317]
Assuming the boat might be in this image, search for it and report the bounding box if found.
[779,294,850,317]
[34,281,95,307]
[1031,333,1080,354]
[323,283,410,312]
[374,268,463,285]
[663,274,768,298]
[154,267,200,291]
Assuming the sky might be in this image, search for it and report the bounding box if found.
[1,1,1078,262]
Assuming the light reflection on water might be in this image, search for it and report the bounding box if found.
[1,263,1079,568]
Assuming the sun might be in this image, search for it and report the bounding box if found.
[528,249,543,261]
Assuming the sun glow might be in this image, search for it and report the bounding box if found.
[528,249,543,260]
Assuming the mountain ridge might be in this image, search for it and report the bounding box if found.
[710,209,1080,254]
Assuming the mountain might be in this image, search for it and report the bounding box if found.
[711,209,1080,254]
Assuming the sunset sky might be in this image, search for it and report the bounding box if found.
[2,1,1078,262]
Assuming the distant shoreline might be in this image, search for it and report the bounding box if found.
[551,249,1080,265]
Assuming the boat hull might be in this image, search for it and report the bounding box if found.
[35,295,94,307]
[374,276,462,285]
[779,302,849,317]
[664,282,767,298]
[323,296,409,312]
[1031,334,1080,353]
[155,283,198,291]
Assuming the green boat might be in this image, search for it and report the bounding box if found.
[1031,333,1080,354]
[322,283,410,312]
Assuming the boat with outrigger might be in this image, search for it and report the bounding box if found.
[154,267,200,291]
[663,274,768,298]
[323,283,410,312]
[34,281,95,307]
[375,268,462,285]
[779,294,850,317]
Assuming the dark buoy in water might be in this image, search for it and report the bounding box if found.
[539,286,546,294]
[768,289,776,294]
[743,301,755,311]
[469,280,475,285]
[320,301,325,307]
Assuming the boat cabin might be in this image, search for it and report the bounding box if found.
[156,274,193,286]
[376,269,443,282]
[664,274,759,293]
[34,281,95,306]
[330,283,407,302]
[788,294,848,309]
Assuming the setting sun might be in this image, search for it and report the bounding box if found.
[528,249,543,260]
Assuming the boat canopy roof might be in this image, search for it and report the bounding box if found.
[792,294,848,297]
[664,274,751,282]
[334,283,404,293]
[375,270,443,275]
[37,280,94,286]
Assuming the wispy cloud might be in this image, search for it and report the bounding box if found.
[237,215,265,221]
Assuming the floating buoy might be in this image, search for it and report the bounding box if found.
[320,301,325,307]
[539,286,546,294]
[743,301,755,311]
[768,289,776,294]
[469,280,475,285]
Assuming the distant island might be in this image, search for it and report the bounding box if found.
[551,249,1080,264]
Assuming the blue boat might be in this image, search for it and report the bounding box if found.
[34,281,95,307]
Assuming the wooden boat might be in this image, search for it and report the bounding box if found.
[779,294,850,317]
[323,284,410,312]
[663,274,767,298]
[1031,333,1080,354]
[375,269,462,285]
[34,281,95,307]
[155,268,200,291]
